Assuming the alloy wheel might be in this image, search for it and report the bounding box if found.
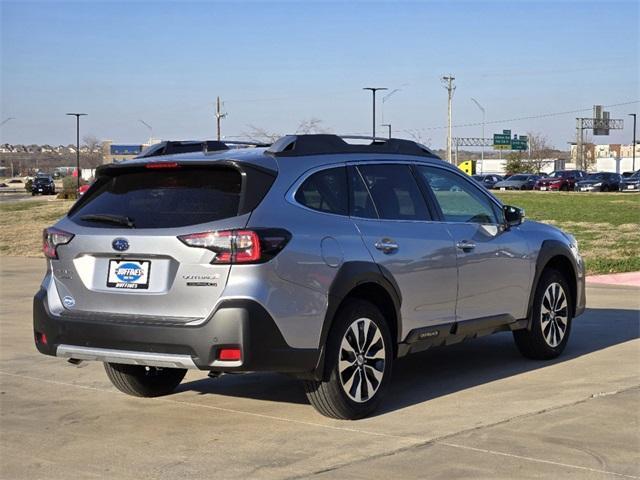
[338,317,386,403]
[540,282,569,347]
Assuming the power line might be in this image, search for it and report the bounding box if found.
[405,100,640,133]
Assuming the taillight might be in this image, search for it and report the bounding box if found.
[43,228,74,259]
[178,228,290,264]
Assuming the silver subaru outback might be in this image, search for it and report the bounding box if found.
[33,134,585,419]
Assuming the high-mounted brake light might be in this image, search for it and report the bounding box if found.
[43,227,74,259]
[145,162,179,169]
[178,228,290,264]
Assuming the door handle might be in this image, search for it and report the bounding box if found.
[374,239,399,254]
[456,240,476,252]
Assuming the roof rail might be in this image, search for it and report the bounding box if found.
[266,134,437,158]
[136,139,271,158]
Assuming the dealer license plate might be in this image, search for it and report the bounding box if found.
[540,187,547,191]
[107,260,150,289]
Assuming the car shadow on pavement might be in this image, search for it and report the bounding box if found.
[177,307,640,413]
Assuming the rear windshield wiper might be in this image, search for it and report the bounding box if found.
[80,214,136,228]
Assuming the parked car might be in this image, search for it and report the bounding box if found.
[471,174,503,189]
[621,171,636,178]
[33,134,585,419]
[619,170,640,192]
[534,170,587,191]
[8,178,23,184]
[494,174,540,191]
[575,172,622,192]
[31,175,56,195]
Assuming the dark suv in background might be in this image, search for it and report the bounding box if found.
[31,175,56,195]
[534,170,587,191]
[471,174,503,190]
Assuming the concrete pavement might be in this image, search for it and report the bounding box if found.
[0,257,638,479]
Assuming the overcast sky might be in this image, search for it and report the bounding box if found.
[1,0,638,149]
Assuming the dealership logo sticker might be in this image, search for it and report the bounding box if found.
[112,238,129,252]
[115,263,144,283]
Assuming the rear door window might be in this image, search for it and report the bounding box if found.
[295,167,348,215]
[70,166,246,228]
[356,164,430,221]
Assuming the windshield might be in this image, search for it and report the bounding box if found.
[547,171,567,178]
[509,175,528,181]
[630,171,640,179]
[34,177,51,183]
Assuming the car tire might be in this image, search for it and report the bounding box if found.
[560,184,569,191]
[513,269,572,360]
[104,363,186,397]
[601,185,609,192]
[303,299,393,420]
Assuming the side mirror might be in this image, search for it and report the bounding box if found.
[503,205,525,228]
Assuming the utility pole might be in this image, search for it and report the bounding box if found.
[363,87,387,139]
[471,98,485,174]
[441,75,456,164]
[630,113,637,171]
[381,124,392,139]
[66,113,87,193]
[215,97,227,141]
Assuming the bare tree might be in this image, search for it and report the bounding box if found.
[82,134,101,154]
[295,118,330,134]
[525,132,553,173]
[241,125,282,144]
[404,129,432,147]
[81,134,104,167]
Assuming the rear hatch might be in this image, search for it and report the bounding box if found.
[49,159,276,321]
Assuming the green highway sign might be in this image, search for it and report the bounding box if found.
[492,130,528,151]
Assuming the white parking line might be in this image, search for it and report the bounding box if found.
[0,370,421,443]
[438,442,640,479]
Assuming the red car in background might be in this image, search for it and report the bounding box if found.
[534,170,587,191]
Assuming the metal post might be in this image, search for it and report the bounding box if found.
[381,123,392,139]
[471,98,485,173]
[363,87,387,139]
[630,113,637,171]
[66,113,87,193]
[214,97,227,141]
[442,76,456,163]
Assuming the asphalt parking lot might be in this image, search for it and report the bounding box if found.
[1,257,638,479]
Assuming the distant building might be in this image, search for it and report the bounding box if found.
[570,143,640,172]
[102,140,160,163]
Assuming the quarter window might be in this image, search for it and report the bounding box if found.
[357,164,430,220]
[295,167,348,215]
[417,166,498,224]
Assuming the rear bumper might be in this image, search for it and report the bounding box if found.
[33,288,319,374]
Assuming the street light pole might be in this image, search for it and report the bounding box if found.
[66,113,87,193]
[629,113,637,171]
[381,124,392,139]
[471,98,486,174]
[363,87,387,139]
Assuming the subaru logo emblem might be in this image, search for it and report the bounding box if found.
[112,238,129,252]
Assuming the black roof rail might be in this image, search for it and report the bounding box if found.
[136,139,272,158]
[266,134,438,158]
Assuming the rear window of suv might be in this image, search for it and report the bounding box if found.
[69,165,270,229]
